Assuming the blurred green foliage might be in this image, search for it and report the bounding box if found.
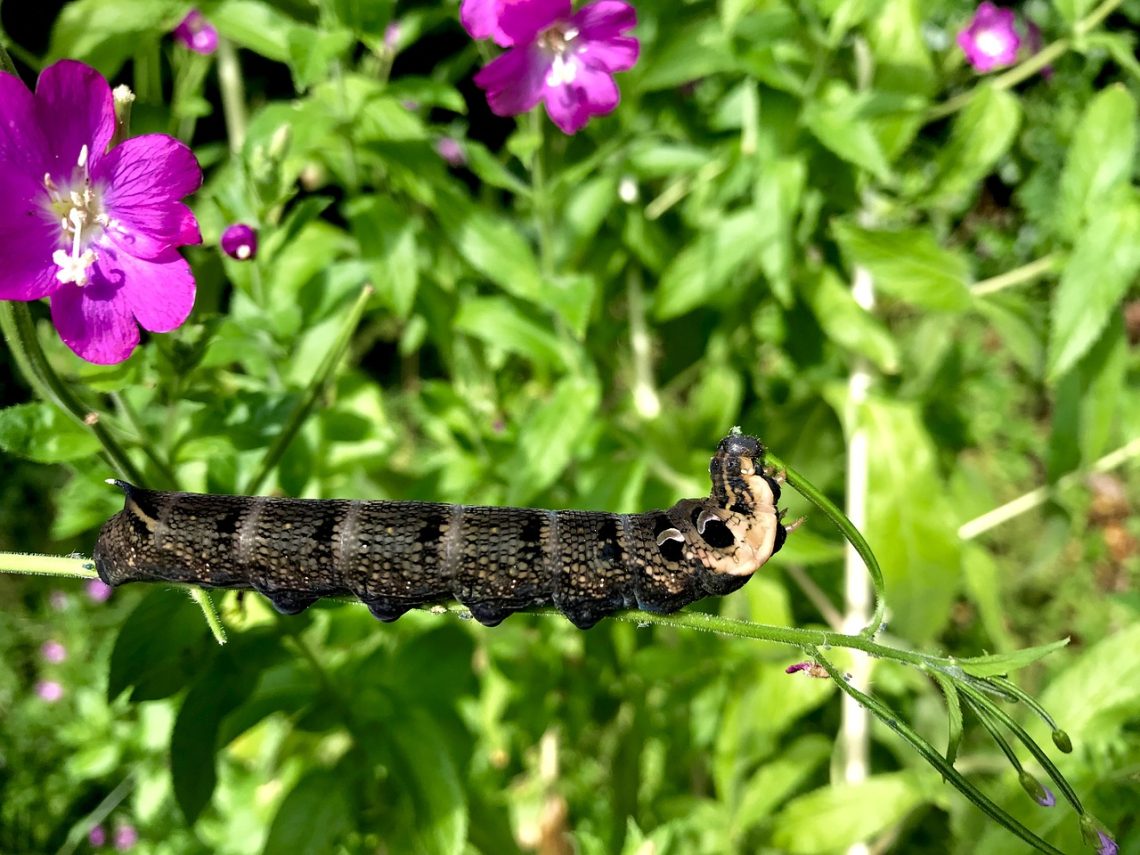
[1,0,1139,852]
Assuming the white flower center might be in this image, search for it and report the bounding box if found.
[975,29,1008,58]
[539,24,583,87]
[43,144,111,287]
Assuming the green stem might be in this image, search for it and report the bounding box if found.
[530,110,556,277]
[766,452,887,637]
[958,681,1084,814]
[811,648,1067,855]
[0,38,18,75]
[0,303,147,485]
[242,285,373,495]
[972,254,1062,297]
[190,588,227,645]
[215,38,248,152]
[0,552,96,579]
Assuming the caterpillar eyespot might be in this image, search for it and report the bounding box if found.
[92,433,790,630]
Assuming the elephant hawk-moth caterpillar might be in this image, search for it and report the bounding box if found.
[93,432,789,629]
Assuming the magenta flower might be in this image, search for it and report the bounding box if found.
[87,578,113,602]
[464,0,639,135]
[113,824,139,851]
[41,640,67,663]
[89,825,107,847]
[461,0,512,47]
[0,61,202,364]
[173,9,219,55]
[36,680,64,702]
[957,3,1020,72]
[220,223,258,260]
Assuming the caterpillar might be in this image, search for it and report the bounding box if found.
[92,432,789,629]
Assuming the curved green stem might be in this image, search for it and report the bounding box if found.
[0,302,147,485]
[766,452,887,637]
[242,285,373,495]
[190,588,227,645]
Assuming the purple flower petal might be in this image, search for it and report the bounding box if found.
[87,579,113,602]
[499,0,570,45]
[36,680,64,702]
[97,134,203,257]
[1096,830,1119,855]
[50,278,140,365]
[89,825,107,847]
[0,184,60,300]
[475,45,548,117]
[107,247,197,333]
[460,0,513,46]
[0,71,52,178]
[34,60,115,178]
[544,64,620,134]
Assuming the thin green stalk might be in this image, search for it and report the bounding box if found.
[0,552,96,579]
[766,452,887,637]
[530,110,556,277]
[0,303,147,484]
[242,285,373,495]
[57,772,135,855]
[811,648,1067,855]
[959,681,1084,813]
[190,588,227,645]
[215,38,248,152]
[0,38,18,75]
[972,254,1062,297]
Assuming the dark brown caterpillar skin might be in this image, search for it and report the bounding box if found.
[92,433,788,629]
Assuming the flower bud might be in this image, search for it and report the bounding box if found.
[1017,770,1055,807]
[220,224,258,261]
[1079,815,1118,855]
[1051,729,1073,753]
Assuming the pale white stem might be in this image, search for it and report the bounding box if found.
[959,436,1140,539]
[843,264,874,855]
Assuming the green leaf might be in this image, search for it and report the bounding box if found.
[47,0,180,73]
[931,672,964,768]
[1055,0,1098,25]
[856,397,962,642]
[626,142,713,178]
[508,376,601,503]
[171,640,268,823]
[1040,622,1140,744]
[638,18,739,91]
[286,25,356,92]
[108,590,212,702]
[954,638,1070,678]
[1046,195,1140,380]
[1056,85,1138,242]
[930,86,1022,212]
[1077,312,1127,464]
[800,266,901,372]
[212,0,295,62]
[731,735,831,835]
[961,544,1018,653]
[387,710,468,855]
[262,769,354,855]
[346,195,420,319]
[832,221,972,311]
[803,82,893,180]
[771,773,934,852]
[0,403,101,463]
[454,297,567,369]
[434,190,544,306]
[654,209,762,319]
[754,156,807,305]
